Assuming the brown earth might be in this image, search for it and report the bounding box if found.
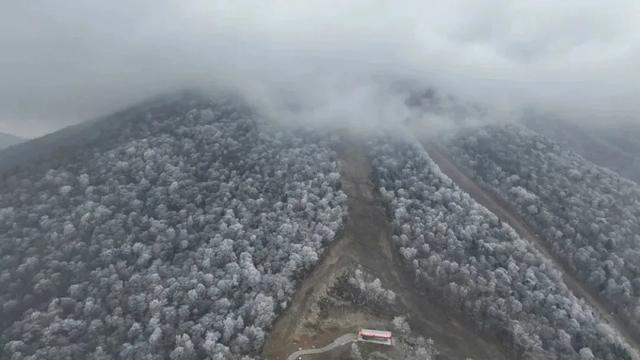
[263,133,508,360]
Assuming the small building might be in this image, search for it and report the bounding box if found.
[357,329,393,346]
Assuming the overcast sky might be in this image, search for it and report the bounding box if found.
[1,0,639,137]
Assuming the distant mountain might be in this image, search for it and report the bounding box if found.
[522,112,640,183]
[0,132,25,150]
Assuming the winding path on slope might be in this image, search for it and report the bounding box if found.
[422,140,640,357]
[286,334,356,360]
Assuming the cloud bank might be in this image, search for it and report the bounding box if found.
[1,0,639,136]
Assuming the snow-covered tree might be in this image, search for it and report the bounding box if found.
[369,135,634,359]
[0,95,346,359]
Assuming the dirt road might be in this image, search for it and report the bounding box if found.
[263,134,508,360]
[422,140,640,358]
[287,334,356,360]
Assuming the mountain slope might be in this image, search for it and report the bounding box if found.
[3,91,639,360]
[0,93,346,359]
[0,91,207,176]
[447,124,640,351]
[0,132,25,151]
[265,136,508,360]
[424,140,640,358]
[371,136,637,359]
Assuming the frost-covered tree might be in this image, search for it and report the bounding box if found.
[369,136,635,359]
[0,95,346,359]
[448,124,640,333]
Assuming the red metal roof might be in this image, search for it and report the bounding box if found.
[359,329,392,338]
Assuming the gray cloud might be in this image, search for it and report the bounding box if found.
[1,0,639,137]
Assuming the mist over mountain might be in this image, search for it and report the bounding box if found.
[2,1,639,136]
[523,112,640,183]
[0,132,25,151]
[3,2,640,360]
[0,89,639,359]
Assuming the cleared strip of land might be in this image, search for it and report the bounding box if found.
[264,134,508,360]
[422,140,640,357]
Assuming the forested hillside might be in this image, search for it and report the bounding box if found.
[0,96,346,359]
[448,125,640,340]
[3,91,639,360]
[370,137,635,359]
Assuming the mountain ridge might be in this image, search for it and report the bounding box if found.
[0,90,217,176]
[0,132,25,151]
